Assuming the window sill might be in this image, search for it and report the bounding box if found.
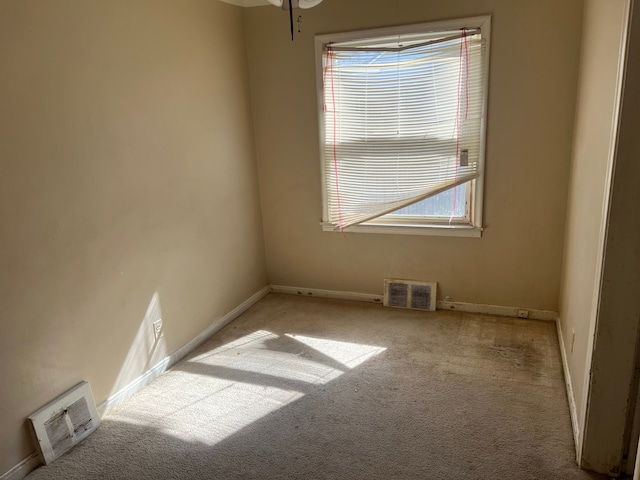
[320,222,483,238]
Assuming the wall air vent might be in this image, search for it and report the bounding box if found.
[28,381,101,465]
[383,279,437,311]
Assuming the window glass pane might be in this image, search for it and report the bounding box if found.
[385,184,467,217]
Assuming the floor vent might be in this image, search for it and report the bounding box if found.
[28,381,101,465]
[383,279,437,311]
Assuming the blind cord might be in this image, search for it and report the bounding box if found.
[327,44,344,231]
[450,28,470,223]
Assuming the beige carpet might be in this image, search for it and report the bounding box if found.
[27,294,605,479]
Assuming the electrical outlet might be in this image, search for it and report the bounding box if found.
[152,319,163,340]
[517,309,529,319]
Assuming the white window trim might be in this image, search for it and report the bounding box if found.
[320,222,483,238]
[314,15,491,237]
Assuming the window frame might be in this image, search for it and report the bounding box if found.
[314,16,491,238]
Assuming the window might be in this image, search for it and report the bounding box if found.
[315,16,490,237]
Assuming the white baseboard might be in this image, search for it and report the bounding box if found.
[270,285,384,303]
[0,453,40,480]
[556,318,581,462]
[437,300,558,321]
[98,286,270,416]
[98,357,170,417]
[270,285,558,322]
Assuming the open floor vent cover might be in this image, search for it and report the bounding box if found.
[384,279,437,311]
[28,381,101,465]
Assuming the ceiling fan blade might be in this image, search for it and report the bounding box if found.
[298,0,323,8]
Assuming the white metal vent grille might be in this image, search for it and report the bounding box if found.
[383,279,437,311]
[29,381,100,464]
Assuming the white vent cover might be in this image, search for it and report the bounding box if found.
[384,279,437,311]
[28,381,101,464]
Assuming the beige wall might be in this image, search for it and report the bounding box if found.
[245,0,583,311]
[557,0,629,464]
[578,0,640,473]
[0,0,266,474]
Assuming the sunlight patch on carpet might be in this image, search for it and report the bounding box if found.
[285,334,387,368]
[156,383,304,445]
[110,329,385,447]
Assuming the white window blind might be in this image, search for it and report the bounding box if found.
[321,26,487,230]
